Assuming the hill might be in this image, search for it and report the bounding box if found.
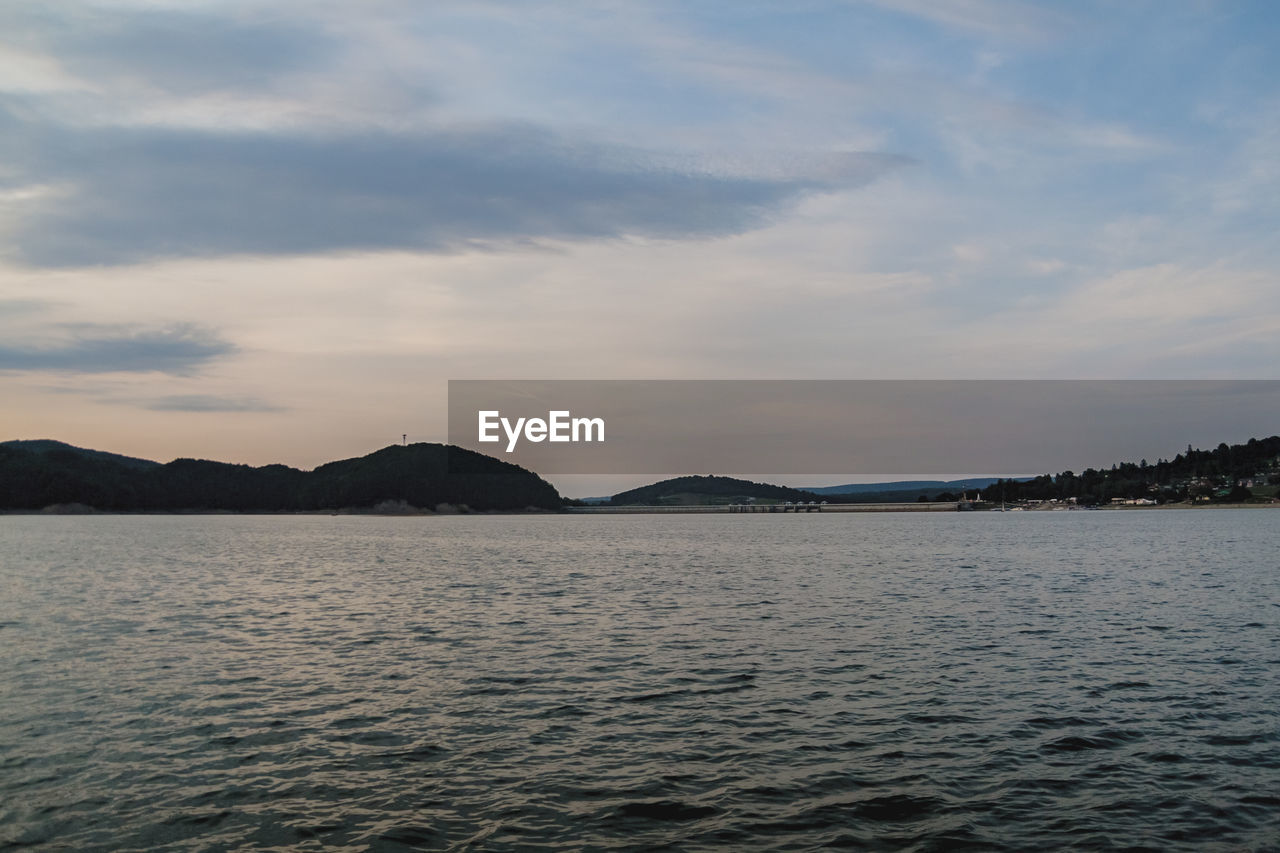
[608,476,1004,506]
[0,441,562,512]
[610,475,824,506]
[1,439,161,470]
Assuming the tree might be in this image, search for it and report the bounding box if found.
[1223,484,1252,503]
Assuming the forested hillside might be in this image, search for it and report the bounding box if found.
[0,441,563,512]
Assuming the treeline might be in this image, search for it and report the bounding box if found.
[0,441,563,512]
[973,435,1280,506]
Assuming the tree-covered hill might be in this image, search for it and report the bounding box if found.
[0,441,562,512]
[610,475,824,506]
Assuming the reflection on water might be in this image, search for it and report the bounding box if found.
[1,511,1278,850]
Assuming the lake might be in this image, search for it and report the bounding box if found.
[1,511,1278,850]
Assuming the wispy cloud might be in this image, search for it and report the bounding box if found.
[0,3,335,97]
[0,323,233,374]
[1,118,906,267]
[140,393,281,412]
[0,298,56,316]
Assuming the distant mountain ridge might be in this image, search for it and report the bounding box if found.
[802,478,1012,496]
[0,440,562,512]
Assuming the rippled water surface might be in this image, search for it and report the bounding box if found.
[2,511,1279,851]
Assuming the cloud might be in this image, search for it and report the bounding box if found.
[0,323,233,374]
[0,4,335,96]
[1,116,907,267]
[141,393,282,412]
[0,298,55,316]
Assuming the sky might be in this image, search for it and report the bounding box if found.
[1,0,1278,495]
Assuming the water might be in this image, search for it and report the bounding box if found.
[1,511,1278,851]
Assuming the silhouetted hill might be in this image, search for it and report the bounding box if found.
[305,445,561,511]
[0,441,562,512]
[607,475,995,506]
[1,439,161,470]
[610,475,823,506]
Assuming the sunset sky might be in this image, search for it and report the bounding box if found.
[2,1,1278,492]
